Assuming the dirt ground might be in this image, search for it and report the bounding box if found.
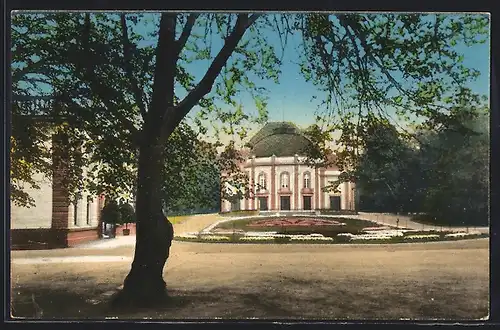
[10,238,489,321]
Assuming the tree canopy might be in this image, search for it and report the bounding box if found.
[11,13,489,209]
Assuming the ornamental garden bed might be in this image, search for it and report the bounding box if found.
[213,216,382,238]
[173,216,488,244]
[174,231,488,244]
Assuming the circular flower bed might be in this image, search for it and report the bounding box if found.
[173,216,488,244]
[247,217,346,227]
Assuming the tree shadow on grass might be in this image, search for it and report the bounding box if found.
[10,276,488,320]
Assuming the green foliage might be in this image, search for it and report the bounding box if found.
[101,201,122,224]
[349,107,489,226]
[295,13,488,140]
[119,203,136,224]
[162,122,221,213]
[415,109,489,226]
[10,12,281,208]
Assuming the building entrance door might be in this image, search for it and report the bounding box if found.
[231,200,240,211]
[280,196,291,210]
[258,197,268,211]
[329,196,341,211]
[303,196,312,210]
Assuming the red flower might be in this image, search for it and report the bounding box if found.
[248,218,343,227]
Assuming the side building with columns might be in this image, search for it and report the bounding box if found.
[10,131,106,250]
[221,122,356,213]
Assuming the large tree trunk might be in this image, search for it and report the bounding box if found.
[112,135,174,307]
[110,13,258,308]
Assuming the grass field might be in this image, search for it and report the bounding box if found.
[10,238,489,320]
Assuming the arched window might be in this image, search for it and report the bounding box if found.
[258,172,267,190]
[303,172,311,189]
[280,172,290,188]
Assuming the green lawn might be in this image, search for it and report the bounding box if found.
[214,217,382,237]
[169,215,192,224]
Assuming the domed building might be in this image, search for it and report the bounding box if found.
[221,122,356,213]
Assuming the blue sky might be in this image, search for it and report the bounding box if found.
[15,12,491,145]
[143,13,490,144]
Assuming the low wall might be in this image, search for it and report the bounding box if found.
[67,228,100,247]
[11,227,100,250]
[11,228,67,250]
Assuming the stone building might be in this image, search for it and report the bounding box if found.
[10,132,105,249]
[221,122,356,213]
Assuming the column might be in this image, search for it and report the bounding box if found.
[315,168,319,210]
[343,182,349,210]
[294,154,299,210]
[51,132,70,230]
[245,171,250,210]
[271,155,276,210]
[320,169,326,209]
[250,157,256,210]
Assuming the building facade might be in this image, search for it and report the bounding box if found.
[10,133,105,249]
[221,122,356,213]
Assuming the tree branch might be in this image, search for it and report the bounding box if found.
[79,14,139,139]
[162,14,260,140]
[12,60,46,82]
[120,14,147,119]
[146,13,177,140]
[337,15,415,101]
[175,13,199,57]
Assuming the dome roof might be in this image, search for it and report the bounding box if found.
[247,122,313,157]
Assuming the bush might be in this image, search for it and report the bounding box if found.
[274,236,291,244]
[119,203,136,224]
[101,201,122,225]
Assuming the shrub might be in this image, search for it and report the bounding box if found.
[119,203,136,225]
[101,201,122,225]
[274,236,291,244]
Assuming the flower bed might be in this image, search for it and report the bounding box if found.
[404,234,441,240]
[362,229,405,237]
[175,233,199,240]
[174,226,488,244]
[361,226,393,231]
[351,235,394,241]
[290,235,334,242]
[444,232,483,239]
[244,231,278,236]
[200,235,231,242]
[247,218,346,227]
[239,236,275,242]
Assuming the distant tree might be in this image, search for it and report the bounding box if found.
[161,122,221,214]
[417,107,489,226]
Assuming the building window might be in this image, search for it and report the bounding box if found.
[304,172,311,189]
[86,198,91,225]
[258,173,267,190]
[280,172,290,188]
[73,201,78,226]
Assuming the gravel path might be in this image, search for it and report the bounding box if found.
[76,213,225,250]
[354,213,489,234]
[11,238,489,319]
